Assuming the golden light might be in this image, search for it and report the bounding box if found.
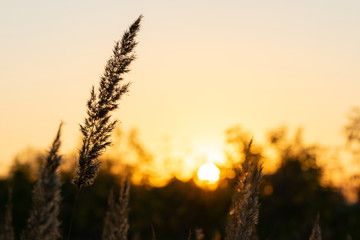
[197,162,220,182]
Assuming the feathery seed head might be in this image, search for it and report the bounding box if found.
[21,123,63,240]
[73,15,142,189]
[309,214,322,240]
[225,139,263,240]
[102,179,130,240]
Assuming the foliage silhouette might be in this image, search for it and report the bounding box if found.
[1,126,360,239]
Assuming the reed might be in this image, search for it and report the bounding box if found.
[225,140,263,240]
[73,15,143,190]
[21,124,63,240]
[102,179,130,240]
[309,214,322,240]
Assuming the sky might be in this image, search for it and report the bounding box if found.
[1,0,360,176]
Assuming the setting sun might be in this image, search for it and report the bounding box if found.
[197,162,220,182]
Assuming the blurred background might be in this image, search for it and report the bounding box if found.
[1,0,360,239]
[1,122,360,239]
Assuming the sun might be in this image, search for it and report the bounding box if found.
[197,162,220,182]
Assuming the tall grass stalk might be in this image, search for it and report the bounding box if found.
[0,188,14,240]
[102,179,130,240]
[151,225,157,240]
[73,15,143,190]
[309,214,322,240]
[21,124,63,240]
[225,139,263,240]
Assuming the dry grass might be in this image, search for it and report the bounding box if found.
[309,214,322,240]
[225,140,263,240]
[21,124,63,240]
[73,15,143,190]
[102,179,130,240]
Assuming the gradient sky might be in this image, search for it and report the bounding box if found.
[1,0,360,174]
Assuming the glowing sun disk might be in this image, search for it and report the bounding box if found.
[197,162,220,182]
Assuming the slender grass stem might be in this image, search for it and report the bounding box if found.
[66,191,80,240]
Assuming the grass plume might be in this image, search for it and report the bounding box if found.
[309,214,322,240]
[225,139,263,240]
[73,15,143,190]
[102,179,130,240]
[0,188,14,240]
[21,124,63,240]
